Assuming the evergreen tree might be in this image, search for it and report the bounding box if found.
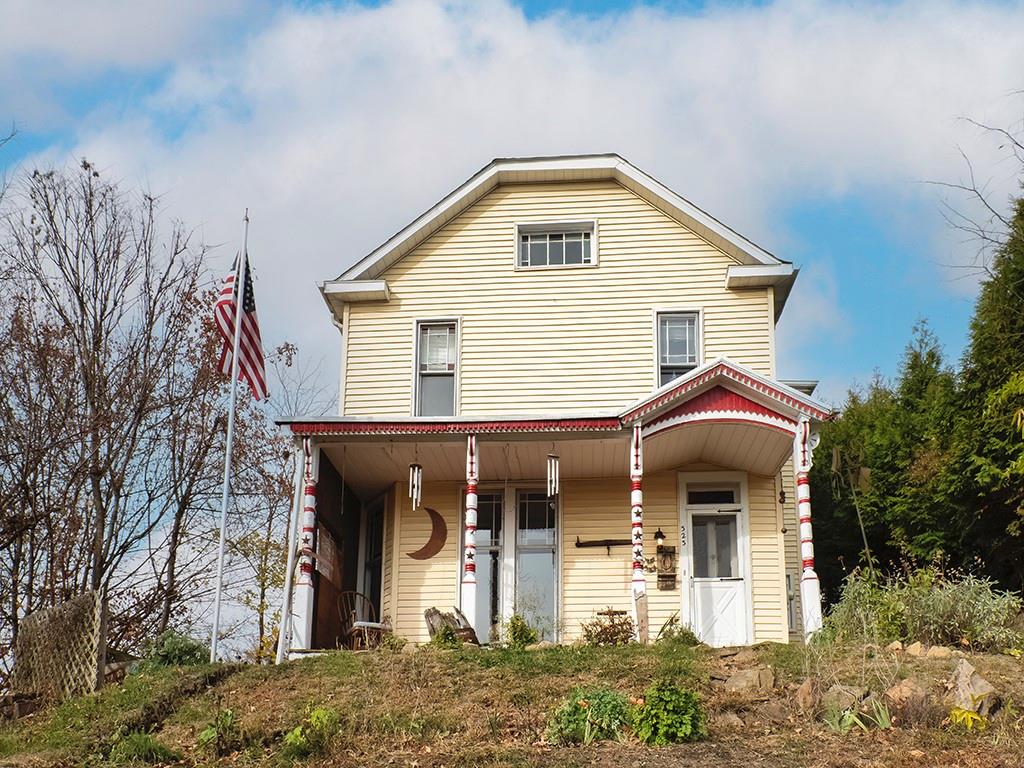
[954,197,1024,590]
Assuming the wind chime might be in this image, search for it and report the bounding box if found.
[409,444,423,511]
[546,445,560,498]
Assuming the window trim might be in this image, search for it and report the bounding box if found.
[513,219,599,271]
[411,317,461,417]
[652,308,704,389]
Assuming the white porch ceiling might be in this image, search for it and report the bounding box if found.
[320,422,791,498]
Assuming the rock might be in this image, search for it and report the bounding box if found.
[885,640,904,654]
[732,648,758,665]
[946,659,999,717]
[822,684,868,712]
[763,700,790,723]
[794,678,820,712]
[525,640,556,650]
[714,711,744,729]
[716,647,740,658]
[926,646,952,659]
[724,666,774,691]
[885,678,928,710]
[905,641,925,657]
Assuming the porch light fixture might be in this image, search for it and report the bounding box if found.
[409,462,423,511]
[546,453,560,497]
[654,527,666,546]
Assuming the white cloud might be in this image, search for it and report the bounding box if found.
[12,0,1024,400]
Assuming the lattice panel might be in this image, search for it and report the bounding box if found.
[12,592,106,702]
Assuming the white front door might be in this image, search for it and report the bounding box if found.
[680,477,751,647]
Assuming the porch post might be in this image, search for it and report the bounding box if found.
[275,441,304,664]
[630,424,649,643]
[293,437,319,651]
[793,415,823,637]
[461,434,478,618]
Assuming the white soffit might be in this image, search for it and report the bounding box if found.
[336,153,790,283]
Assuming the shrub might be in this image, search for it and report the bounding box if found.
[545,688,633,745]
[281,705,340,758]
[633,680,706,745]
[428,624,461,649]
[108,732,180,764]
[197,708,245,756]
[504,614,539,650]
[378,632,407,652]
[821,566,1024,651]
[580,609,635,647]
[138,630,208,669]
[655,612,701,647]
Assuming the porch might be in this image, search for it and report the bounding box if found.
[274,358,831,659]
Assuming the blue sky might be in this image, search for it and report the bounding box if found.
[2,0,1022,405]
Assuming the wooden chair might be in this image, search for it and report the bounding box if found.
[337,591,388,650]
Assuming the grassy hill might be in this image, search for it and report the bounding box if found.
[1,641,1022,767]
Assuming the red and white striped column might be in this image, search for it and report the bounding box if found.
[793,416,822,637]
[461,434,479,621]
[630,424,649,642]
[293,437,318,650]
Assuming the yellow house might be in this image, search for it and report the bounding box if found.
[276,154,831,656]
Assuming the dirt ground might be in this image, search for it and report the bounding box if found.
[2,641,1022,767]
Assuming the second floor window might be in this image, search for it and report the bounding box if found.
[658,312,699,386]
[417,321,457,416]
[519,230,593,268]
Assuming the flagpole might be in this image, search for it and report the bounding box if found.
[210,209,250,663]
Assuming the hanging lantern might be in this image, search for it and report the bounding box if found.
[546,453,560,497]
[409,462,423,511]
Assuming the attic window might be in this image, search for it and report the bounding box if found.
[516,221,596,269]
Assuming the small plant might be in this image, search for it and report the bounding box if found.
[546,688,633,745]
[378,632,407,652]
[580,609,635,647]
[504,614,539,650]
[136,630,208,670]
[108,732,181,764]
[866,698,893,730]
[655,612,700,646]
[429,624,461,649]
[281,705,340,758]
[197,708,245,756]
[633,680,706,745]
[823,706,869,735]
[948,707,988,731]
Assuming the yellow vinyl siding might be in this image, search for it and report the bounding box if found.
[386,471,791,645]
[779,458,804,640]
[393,482,460,642]
[344,180,774,417]
[560,473,679,642]
[748,473,788,643]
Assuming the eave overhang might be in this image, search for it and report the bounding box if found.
[320,279,390,318]
[725,264,798,321]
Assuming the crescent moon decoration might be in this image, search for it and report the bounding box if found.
[406,507,448,560]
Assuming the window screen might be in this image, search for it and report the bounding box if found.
[692,515,738,578]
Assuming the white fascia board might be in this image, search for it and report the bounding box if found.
[337,153,789,282]
[612,161,782,266]
[726,263,795,287]
[319,279,390,318]
[780,379,819,396]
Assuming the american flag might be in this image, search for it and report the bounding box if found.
[214,254,269,400]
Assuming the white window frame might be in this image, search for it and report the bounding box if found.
[411,317,461,417]
[458,483,561,643]
[513,220,599,271]
[653,308,703,389]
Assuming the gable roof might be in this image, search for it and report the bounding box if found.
[325,154,798,317]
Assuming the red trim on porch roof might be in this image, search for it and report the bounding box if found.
[621,361,832,424]
[655,385,792,423]
[288,417,623,436]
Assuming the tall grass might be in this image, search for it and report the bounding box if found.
[820,565,1024,651]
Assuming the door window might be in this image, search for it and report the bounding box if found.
[692,514,738,578]
[473,492,503,643]
[516,492,557,640]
